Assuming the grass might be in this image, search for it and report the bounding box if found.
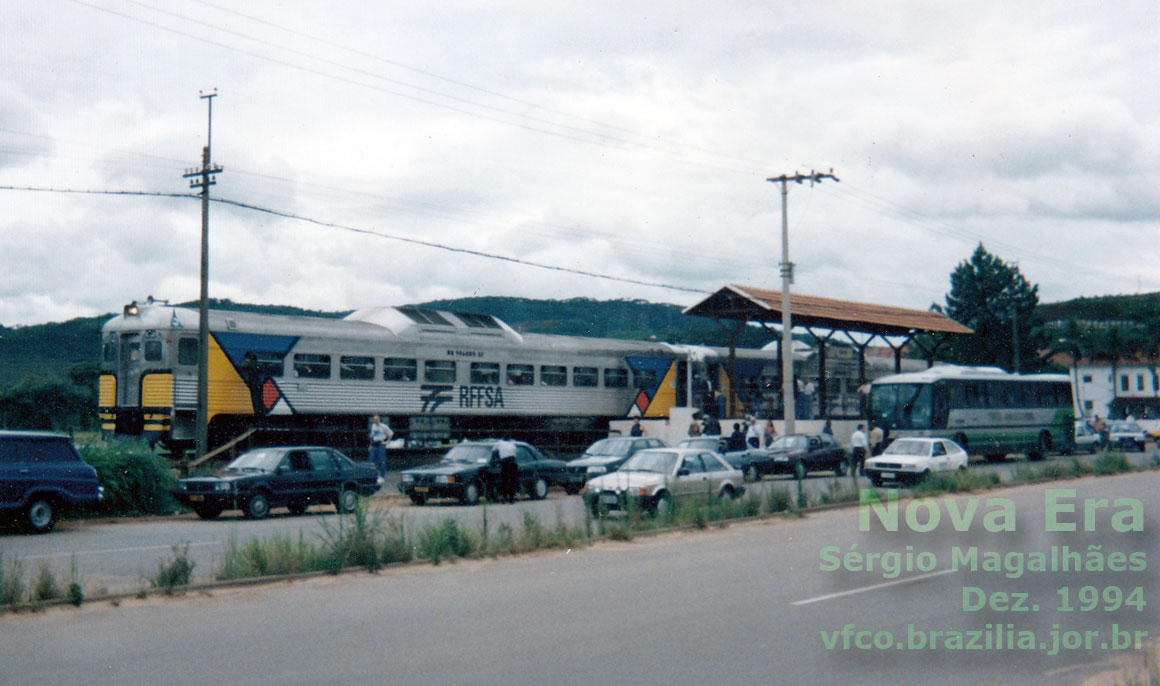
[150,543,195,594]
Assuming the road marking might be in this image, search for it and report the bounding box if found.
[16,540,223,562]
[791,568,956,606]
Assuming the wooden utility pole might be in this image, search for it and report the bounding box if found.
[183,90,223,460]
[766,170,838,435]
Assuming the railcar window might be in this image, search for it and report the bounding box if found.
[144,340,163,362]
[399,308,453,326]
[506,364,533,386]
[103,342,117,363]
[540,365,567,387]
[470,362,500,384]
[604,368,628,388]
[293,354,331,379]
[455,312,501,329]
[177,338,197,365]
[425,360,457,383]
[573,367,598,387]
[246,351,285,378]
[383,358,417,382]
[633,369,658,390]
[340,355,375,380]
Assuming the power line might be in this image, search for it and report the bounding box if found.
[0,184,708,295]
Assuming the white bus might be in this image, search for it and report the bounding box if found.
[868,366,1074,461]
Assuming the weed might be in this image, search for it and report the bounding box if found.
[33,562,61,602]
[417,519,474,565]
[0,554,25,610]
[151,543,195,593]
[1094,452,1132,475]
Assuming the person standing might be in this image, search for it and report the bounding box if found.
[368,415,393,478]
[851,423,869,476]
[869,422,884,456]
[493,438,519,503]
[746,417,763,449]
[630,417,647,437]
[688,413,703,437]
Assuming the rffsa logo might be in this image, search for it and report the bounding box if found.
[420,385,453,413]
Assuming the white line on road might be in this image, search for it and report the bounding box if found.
[15,540,223,562]
[791,568,956,606]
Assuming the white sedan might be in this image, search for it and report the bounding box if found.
[864,437,968,487]
[582,447,744,516]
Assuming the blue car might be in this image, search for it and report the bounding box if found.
[0,431,104,533]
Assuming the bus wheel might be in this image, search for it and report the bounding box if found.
[1028,431,1050,462]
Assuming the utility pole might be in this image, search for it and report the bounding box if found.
[183,90,223,461]
[766,170,838,435]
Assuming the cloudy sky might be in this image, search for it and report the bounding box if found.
[2,1,1157,327]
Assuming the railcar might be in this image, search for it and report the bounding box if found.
[98,298,786,454]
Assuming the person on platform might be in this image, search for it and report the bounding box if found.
[850,423,869,476]
[368,414,393,478]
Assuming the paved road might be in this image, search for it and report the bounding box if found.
[1,447,1154,594]
[1,471,1156,685]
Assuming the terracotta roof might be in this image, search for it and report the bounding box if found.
[682,284,972,338]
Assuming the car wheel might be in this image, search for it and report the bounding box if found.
[744,464,760,482]
[719,485,738,500]
[461,481,481,505]
[193,504,224,520]
[793,460,806,480]
[243,492,271,520]
[563,484,582,495]
[286,501,308,516]
[530,477,548,500]
[652,491,672,517]
[25,497,56,533]
[833,460,848,477]
[337,487,359,513]
[409,494,427,506]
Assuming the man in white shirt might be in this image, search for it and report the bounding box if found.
[850,423,869,476]
[369,415,393,478]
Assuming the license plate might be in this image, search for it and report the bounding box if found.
[414,486,429,493]
[882,473,895,480]
[600,493,619,505]
[190,495,204,501]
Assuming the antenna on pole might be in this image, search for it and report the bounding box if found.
[183,89,223,462]
[766,169,838,435]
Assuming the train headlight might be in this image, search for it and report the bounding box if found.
[124,302,140,316]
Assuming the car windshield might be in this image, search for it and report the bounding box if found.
[584,438,636,458]
[443,444,495,464]
[225,449,285,472]
[620,450,678,474]
[769,435,807,450]
[883,440,931,457]
[678,438,719,450]
[1110,422,1140,433]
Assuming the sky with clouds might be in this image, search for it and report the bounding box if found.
[1,1,1157,327]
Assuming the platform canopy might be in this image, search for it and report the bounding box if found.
[682,284,972,337]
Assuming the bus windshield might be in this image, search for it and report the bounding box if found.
[870,383,933,430]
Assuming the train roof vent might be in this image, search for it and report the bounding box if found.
[397,307,453,327]
[453,312,502,329]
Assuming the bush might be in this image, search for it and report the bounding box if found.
[78,438,179,516]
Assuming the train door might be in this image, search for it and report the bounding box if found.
[117,333,142,407]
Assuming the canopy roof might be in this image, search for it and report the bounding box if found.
[682,284,972,338]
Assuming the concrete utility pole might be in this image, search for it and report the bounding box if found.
[766,170,838,435]
[183,90,223,461]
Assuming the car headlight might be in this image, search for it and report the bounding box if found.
[401,474,414,483]
[436,475,456,484]
[587,465,607,475]
[214,482,232,492]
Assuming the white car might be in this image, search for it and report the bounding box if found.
[1108,421,1147,452]
[1072,421,1101,454]
[583,447,744,516]
[864,437,968,487]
